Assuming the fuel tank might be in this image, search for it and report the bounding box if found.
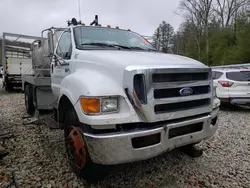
[31,31,62,77]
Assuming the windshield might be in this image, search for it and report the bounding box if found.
[73,26,156,51]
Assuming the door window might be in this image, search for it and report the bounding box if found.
[56,32,72,60]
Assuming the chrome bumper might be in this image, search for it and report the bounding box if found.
[84,108,219,165]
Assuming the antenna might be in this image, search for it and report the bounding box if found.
[77,0,82,21]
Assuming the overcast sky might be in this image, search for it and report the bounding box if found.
[0,0,183,38]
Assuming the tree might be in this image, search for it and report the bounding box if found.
[161,21,175,53]
[153,0,250,66]
[152,27,161,49]
[179,0,213,65]
[153,21,175,53]
[213,0,248,28]
[224,13,250,64]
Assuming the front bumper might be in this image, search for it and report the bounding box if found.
[84,108,219,165]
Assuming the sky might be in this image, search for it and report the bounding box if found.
[0,0,183,38]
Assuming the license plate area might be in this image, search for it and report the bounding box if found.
[169,122,203,139]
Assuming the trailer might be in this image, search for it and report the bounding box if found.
[1,33,43,91]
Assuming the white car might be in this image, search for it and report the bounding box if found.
[212,68,250,105]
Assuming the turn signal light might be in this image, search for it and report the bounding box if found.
[80,98,100,114]
[218,81,234,87]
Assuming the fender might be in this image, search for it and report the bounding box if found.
[58,69,126,107]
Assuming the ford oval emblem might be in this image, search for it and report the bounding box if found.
[179,87,193,96]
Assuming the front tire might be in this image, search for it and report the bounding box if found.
[64,108,109,182]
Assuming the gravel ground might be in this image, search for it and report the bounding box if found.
[0,79,250,188]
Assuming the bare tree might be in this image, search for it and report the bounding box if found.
[179,0,213,65]
[213,0,248,28]
[188,13,202,61]
[177,2,202,60]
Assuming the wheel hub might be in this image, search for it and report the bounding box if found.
[66,127,86,168]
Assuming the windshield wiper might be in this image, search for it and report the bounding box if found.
[128,46,158,51]
[81,43,130,49]
[81,42,158,51]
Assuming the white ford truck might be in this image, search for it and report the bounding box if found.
[22,18,220,181]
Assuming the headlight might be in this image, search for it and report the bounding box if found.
[101,98,118,113]
[80,97,119,115]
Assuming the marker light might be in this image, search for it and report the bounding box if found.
[80,98,100,114]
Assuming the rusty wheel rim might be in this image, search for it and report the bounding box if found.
[66,126,87,169]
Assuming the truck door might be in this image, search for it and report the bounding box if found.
[51,31,72,97]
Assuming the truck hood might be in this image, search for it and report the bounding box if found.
[75,50,207,70]
[71,50,209,92]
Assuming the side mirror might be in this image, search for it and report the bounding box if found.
[47,31,54,55]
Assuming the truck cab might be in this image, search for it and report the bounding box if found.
[22,19,220,182]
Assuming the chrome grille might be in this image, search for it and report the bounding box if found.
[124,66,213,122]
[154,98,211,114]
[152,72,209,83]
[154,85,210,99]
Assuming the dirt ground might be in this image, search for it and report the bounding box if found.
[0,79,250,188]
